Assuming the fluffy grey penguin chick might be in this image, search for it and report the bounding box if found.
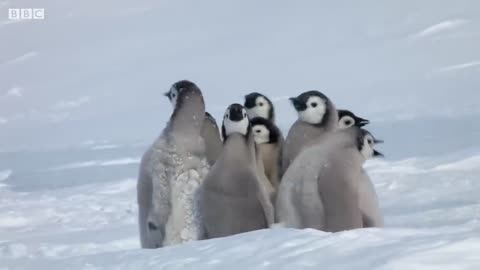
[200,104,275,239]
[281,90,338,175]
[244,92,276,122]
[201,112,222,166]
[276,127,384,232]
[251,117,283,191]
[137,80,209,248]
[337,109,383,227]
[337,109,370,129]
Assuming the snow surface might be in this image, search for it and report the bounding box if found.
[0,169,11,182]
[48,157,140,171]
[1,150,480,269]
[1,0,480,269]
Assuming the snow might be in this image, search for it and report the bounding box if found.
[1,0,479,269]
[433,155,480,172]
[0,217,29,229]
[4,51,39,65]
[0,169,11,182]
[1,151,480,269]
[433,61,480,74]
[52,96,91,110]
[90,144,120,151]
[412,19,469,39]
[4,87,23,98]
[49,157,140,171]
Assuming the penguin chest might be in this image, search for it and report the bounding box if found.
[258,144,280,179]
[163,152,210,245]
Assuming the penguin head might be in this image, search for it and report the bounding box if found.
[289,91,330,125]
[357,129,384,159]
[244,92,274,121]
[250,117,280,145]
[222,104,250,139]
[338,110,370,130]
[164,80,197,108]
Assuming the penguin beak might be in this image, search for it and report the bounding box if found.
[289,97,303,111]
[374,139,384,144]
[163,92,170,98]
[356,117,370,127]
[373,149,384,157]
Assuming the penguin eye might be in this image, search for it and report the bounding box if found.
[311,102,318,108]
[259,102,264,107]
[244,113,247,118]
[345,120,352,126]
[255,129,261,133]
[367,139,373,145]
[172,93,176,98]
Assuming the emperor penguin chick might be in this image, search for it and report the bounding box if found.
[251,117,282,190]
[276,127,384,232]
[336,110,382,227]
[337,109,370,129]
[282,91,338,175]
[244,92,276,122]
[200,104,275,239]
[201,112,222,166]
[137,80,209,248]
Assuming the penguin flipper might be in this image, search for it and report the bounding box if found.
[141,136,173,248]
[256,177,276,226]
[137,150,154,248]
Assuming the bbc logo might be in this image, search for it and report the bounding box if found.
[8,9,45,20]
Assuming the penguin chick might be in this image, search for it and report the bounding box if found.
[281,90,338,175]
[201,112,223,166]
[137,80,209,248]
[337,109,370,130]
[244,92,275,122]
[357,132,384,228]
[276,127,383,232]
[200,104,275,239]
[251,117,282,190]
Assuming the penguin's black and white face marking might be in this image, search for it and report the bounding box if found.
[339,115,356,129]
[165,86,179,107]
[290,91,328,125]
[244,92,273,120]
[338,110,370,130]
[164,80,196,108]
[250,117,280,145]
[222,104,250,138]
[359,130,384,159]
[252,124,270,144]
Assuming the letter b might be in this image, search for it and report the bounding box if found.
[8,9,20,20]
[20,9,33,19]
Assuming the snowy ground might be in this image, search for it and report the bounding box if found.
[1,0,480,269]
[1,145,480,269]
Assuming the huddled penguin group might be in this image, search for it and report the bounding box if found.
[137,80,384,248]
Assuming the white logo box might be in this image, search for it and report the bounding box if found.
[8,9,45,20]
